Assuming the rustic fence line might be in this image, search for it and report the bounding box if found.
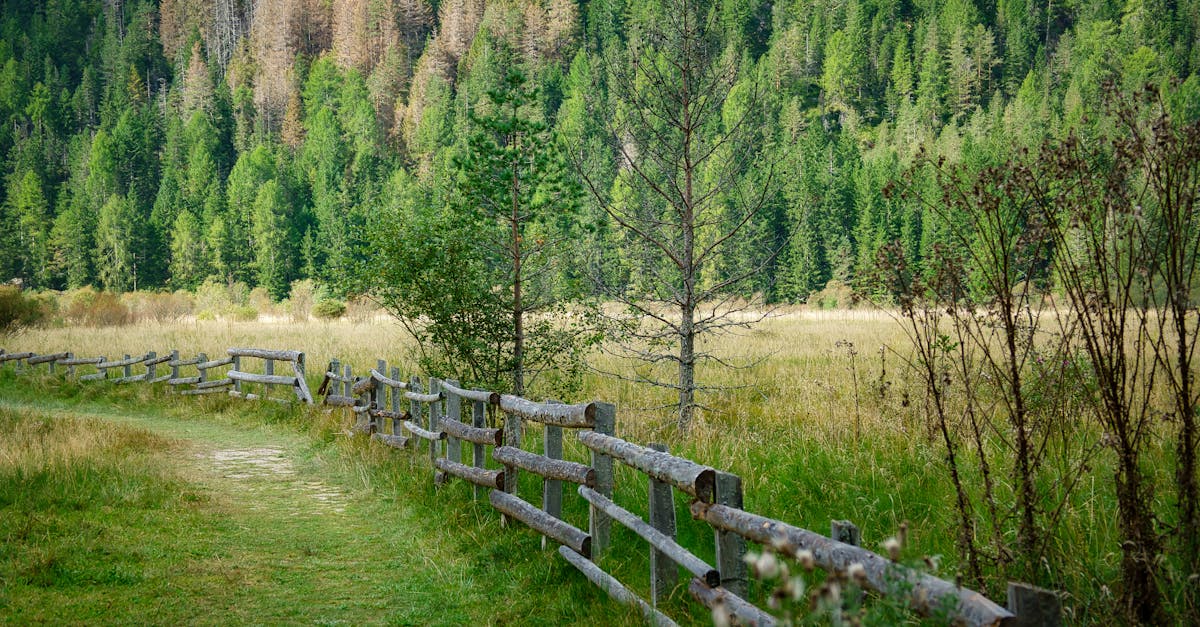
[0,346,1060,626]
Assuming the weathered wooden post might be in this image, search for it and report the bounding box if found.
[1006,582,1063,626]
[342,364,352,397]
[169,350,179,381]
[409,376,422,452]
[715,472,748,597]
[329,358,340,395]
[123,354,132,379]
[145,351,157,382]
[197,353,208,384]
[374,360,387,432]
[472,398,487,501]
[589,402,616,560]
[831,520,861,546]
[445,379,462,464]
[65,352,74,377]
[390,366,402,437]
[428,378,442,468]
[541,423,564,550]
[648,443,679,604]
[264,357,274,399]
[503,406,522,495]
[232,354,242,396]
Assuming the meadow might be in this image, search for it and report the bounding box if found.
[1,308,1180,623]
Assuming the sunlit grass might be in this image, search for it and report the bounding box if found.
[2,308,1166,622]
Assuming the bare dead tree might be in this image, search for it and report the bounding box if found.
[577,0,780,431]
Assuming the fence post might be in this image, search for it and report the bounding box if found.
[589,402,616,560]
[503,404,523,495]
[123,354,131,379]
[541,424,564,550]
[648,443,679,604]
[342,364,352,398]
[831,520,861,546]
[715,472,748,597]
[197,353,208,384]
[329,358,340,395]
[409,376,422,452]
[170,350,179,381]
[472,398,486,501]
[66,352,74,377]
[49,354,57,375]
[390,366,402,438]
[146,351,156,382]
[445,379,462,464]
[1007,582,1062,626]
[428,378,442,468]
[372,360,386,432]
[232,355,241,396]
[264,357,274,400]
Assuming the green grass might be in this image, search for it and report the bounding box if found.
[0,371,646,626]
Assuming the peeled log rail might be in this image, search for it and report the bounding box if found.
[690,502,1013,627]
[557,546,679,627]
[80,372,107,381]
[440,380,499,405]
[143,354,173,366]
[404,390,442,403]
[150,374,172,384]
[369,408,408,422]
[181,387,231,396]
[441,417,502,446]
[196,357,234,370]
[578,431,717,503]
[351,377,375,395]
[579,486,719,587]
[0,352,34,362]
[59,356,105,366]
[97,354,152,369]
[195,378,233,390]
[403,420,446,441]
[112,374,148,384]
[372,433,409,449]
[500,395,594,428]
[324,395,357,407]
[489,490,591,558]
[166,356,202,368]
[494,446,595,486]
[688,578,777,627]
[369,369,408,389]
[228,348,303,362]
[434,458,505,489]
[27,352,70,365]
[228,371,299,387]
[167,376,201,386]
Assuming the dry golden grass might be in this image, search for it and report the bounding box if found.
[7,309,918,449]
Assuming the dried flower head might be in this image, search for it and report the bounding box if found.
[795,548,815,571]
[883,536,901,561]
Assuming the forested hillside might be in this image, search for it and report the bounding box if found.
[0,0,1196,301]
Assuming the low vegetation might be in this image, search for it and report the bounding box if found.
[7,309,1195,623]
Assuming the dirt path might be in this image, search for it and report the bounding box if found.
[0,397,489,625]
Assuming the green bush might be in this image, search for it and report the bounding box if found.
[312,299,346,320]
[0,286,46,335]
[230,305,259,322]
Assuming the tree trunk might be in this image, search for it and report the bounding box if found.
[1115,453,1165,624]
[511,139,524,398]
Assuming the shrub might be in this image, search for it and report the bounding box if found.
[809,280,859,310]
[285,279,317,321]
[0,286,46,335]
[312,299,346,320]
[122,291,194,323]
[62,288,130,327]
[230,305,259,322]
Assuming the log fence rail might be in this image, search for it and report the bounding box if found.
[0,346,1060,627]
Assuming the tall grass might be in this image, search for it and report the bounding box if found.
[1,311,1163,622]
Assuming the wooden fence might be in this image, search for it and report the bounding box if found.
[0,346,1061,626]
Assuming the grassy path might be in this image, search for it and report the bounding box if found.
[0,394,553,626]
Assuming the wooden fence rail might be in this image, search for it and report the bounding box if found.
[0,346,1062,626]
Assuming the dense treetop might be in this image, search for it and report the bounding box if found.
[0,0,1196,301]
